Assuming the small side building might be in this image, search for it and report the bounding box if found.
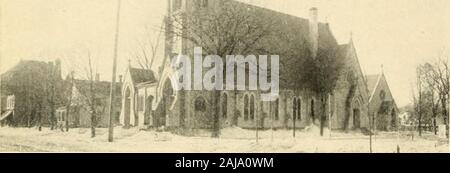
[119,66,158,128]
[366,73,399,131]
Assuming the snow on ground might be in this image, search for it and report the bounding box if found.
[0,126,448,153]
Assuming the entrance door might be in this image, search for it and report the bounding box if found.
[353,109,360,128]
[124,88,131,127]
[144,96,153,126]
[159,80,173,127]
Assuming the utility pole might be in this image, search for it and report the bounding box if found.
[448,97,450,152]
[368,103,372,153]
[396,110,400,153]
[108,0,122,142]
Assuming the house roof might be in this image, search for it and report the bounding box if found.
[73,79,121,98]
[129,67,156,84]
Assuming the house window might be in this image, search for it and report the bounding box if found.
[250,95,255,120]
[244,95,249,120]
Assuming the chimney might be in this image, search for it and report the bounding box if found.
[309,7,319,58]
[95,73,100,82]
[119,75,123,83]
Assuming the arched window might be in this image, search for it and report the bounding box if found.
[274,98,279,120]
[244,95,249,120]
[222,93,228,118]
[293,98,297,121]
[380,90,386,101]
[297,98,301,120]
[311,99,315,119]
[250,95,255,120]
[194,97,206,112]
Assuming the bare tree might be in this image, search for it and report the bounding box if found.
[85,54,98,138]
[415,65,424,136]
[421,63,440,134]
[166,1,277,137]
[134,25,163,71]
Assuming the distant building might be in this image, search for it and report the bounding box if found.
[0,60,64,127]
[399,112,413,126]
[58,75,122,128]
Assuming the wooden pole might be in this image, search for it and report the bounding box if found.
[369,104,372,153]
[448,97,450,152]
[108,0,122,142]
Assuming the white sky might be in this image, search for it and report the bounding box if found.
[1,0,450,107]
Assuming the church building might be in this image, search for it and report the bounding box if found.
[119,0,397,133]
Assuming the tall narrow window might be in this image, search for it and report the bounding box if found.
[297,99,302,120]
[293,98,297,121]
[250,95,255,120]
[274,98,279,120]
[244,95,249,120]
[311,99,315,119]
[222,93,228,118]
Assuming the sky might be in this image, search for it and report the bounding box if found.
[1,0,450,107]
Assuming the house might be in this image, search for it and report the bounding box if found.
[119,0,397,133]
[0,60,64,127]
[366,73,399,131]
[58,74,122,128]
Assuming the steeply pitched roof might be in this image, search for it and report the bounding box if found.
[366,74,381,95]
[129,67,156,84]
[227,1,340,89]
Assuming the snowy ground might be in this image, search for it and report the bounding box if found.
[0,126,448,153]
